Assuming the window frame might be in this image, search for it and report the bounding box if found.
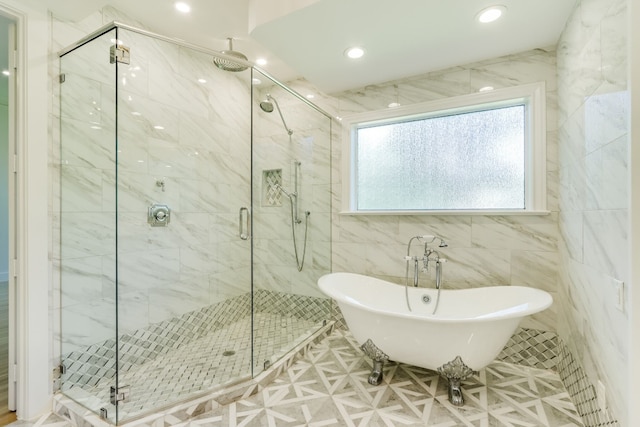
[341,82,548,215]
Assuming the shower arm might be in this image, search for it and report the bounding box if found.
[268,95,294,136]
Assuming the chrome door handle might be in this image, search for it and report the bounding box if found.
[239,207,250,240]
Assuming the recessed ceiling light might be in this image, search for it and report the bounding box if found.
[477,5,506,23]
[175,2,191,13]
[306,94,315,99]
[1,70,9,76]
[345,47,365,59]
[197,78,207,83]
[479,86,494,92]
[252,78,262,85]
[154,125,165,130]
[388,102,401,108]
[256,58,267,66]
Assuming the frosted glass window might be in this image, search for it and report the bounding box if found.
[355,105,526,211]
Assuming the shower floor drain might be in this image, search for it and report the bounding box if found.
[222,350,236,357]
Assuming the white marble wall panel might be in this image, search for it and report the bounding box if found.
[556,0,629,423]
[117,291,151,335]
[583,210,628,283]
[60,256,104,306]
[397,216,473,248]
[60,213,116,259]
[584,90,629,154]
[311,241,331,272]
[60,33,116,87]
[61,299,116,354]
[470,50,557,92]
[511,250,558,293]
[471,215,558,252]
[60,166,104,212]
[585,136,628,210]
[148,278,210,324]
[210,267,250,302]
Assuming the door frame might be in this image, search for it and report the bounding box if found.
[4,14,16,413]
[0,0,51,420]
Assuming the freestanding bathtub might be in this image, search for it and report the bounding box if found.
[318,272,553,405]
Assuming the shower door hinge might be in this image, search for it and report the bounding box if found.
[52,364,66,378]
[110,385,131,406]
[52,364,65,391]
[110,44,130,65]
[59,73,66,84]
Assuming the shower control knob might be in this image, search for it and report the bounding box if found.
[148,204,171,227]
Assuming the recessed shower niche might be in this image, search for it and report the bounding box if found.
[262,169,283,207]
[57,22,332,425]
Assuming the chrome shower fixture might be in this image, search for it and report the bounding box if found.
[274,183,296,200]
[213,38,249,72]
[419,234,448,248]
[259,94,294,136]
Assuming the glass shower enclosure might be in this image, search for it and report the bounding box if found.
[57,23,332,424]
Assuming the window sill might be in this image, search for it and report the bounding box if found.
[339,209,551,216]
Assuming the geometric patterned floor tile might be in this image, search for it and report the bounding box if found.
[191,329,584,426]
[12,329,585,427]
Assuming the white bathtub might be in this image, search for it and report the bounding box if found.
[318,272,552,375]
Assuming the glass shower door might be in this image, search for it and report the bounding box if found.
[113,28,253,423]
[59,28,119,424]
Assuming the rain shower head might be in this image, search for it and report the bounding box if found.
[259,94,293,136]
[213,38,249,72]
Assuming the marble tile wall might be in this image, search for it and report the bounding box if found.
[556,0,629,424]
[325,48,560,332]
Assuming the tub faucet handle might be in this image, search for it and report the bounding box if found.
[422,256,429,272]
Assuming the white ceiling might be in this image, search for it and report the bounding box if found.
[36,0,576,94]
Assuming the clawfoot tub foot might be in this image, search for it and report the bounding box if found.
[368,360,385,385]
[437,356,478,407]
[360,339,390,386]
[447,378,464,406]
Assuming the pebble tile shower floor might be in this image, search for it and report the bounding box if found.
[63,312,319,421]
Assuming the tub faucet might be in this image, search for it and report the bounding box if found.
[405,234,448,287]
[422,236,448,273]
